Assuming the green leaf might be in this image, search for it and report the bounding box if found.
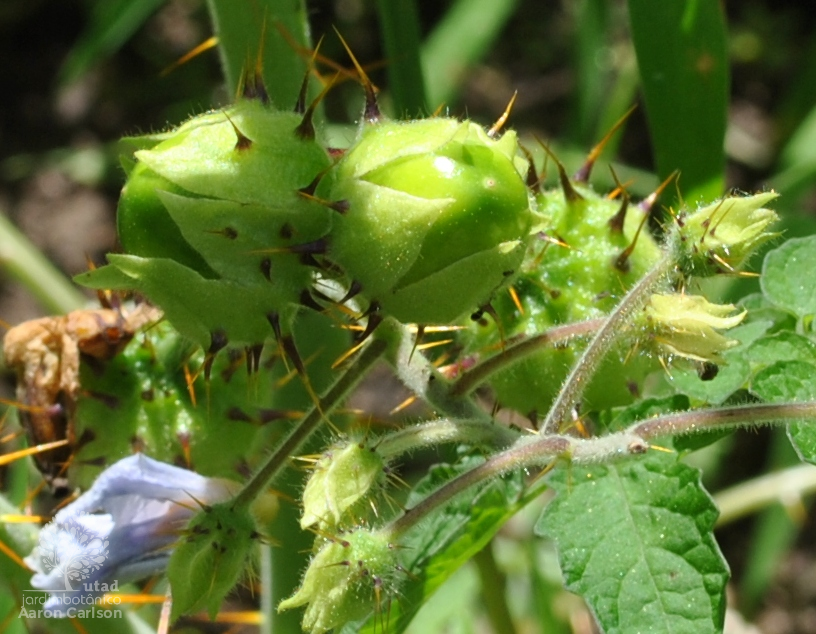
[744,332,816,368]
[375,0,428,117]
[354,455,527,633]
[761,235,816,319]
[205,0,312,108]
[536,453,728,634]
[751,360,816,464]
[628,0,728,203]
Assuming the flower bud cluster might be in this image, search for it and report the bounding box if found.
[673,191,779,276]
[641,293,746,362]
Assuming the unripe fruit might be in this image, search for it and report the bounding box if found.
[329,118,535,324]
[78,99,334,349]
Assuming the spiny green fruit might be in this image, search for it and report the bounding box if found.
[329,117,536,325]
[70,310,350,489]
[463,175,663,416]
[77,98,335,350]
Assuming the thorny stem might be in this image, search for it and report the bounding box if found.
[232,336,388,509]
[540,251,674,434]
[386,400,816,540]
[450,318,605,396]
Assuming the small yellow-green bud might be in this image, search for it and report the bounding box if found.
[676,191,779,275]
[278,528,399,634]
[643,294,746,362]
[301,437,386,530]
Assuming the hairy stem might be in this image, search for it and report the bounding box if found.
[376,418,519,459]
[540,251,674,433]
[387,399,816,540]
[232,337,388,509]
[385,318,490,421]
[450,318,605,396]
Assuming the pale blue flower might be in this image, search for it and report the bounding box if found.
[24,454,237,617]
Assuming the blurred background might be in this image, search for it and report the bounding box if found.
[2,1,816,631]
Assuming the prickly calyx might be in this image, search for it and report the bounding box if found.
[329,117,535,325]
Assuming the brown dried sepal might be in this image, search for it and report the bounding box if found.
[2,303,162,492]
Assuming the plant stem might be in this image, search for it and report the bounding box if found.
[540,252,673,433]
[386,399,816,540]
[232,337,388,509]
[386,318,489,421]
[450,318,605,396]
[376,418,519,459]
[631,401,816,439]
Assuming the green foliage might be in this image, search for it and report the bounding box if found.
[5,3,816,634]
[537,452,729,634]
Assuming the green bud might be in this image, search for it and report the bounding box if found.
[78,99,334,348]
[300,436,387,530]
[329,118,535,324]
[675,191,779,275]
[167,501,258,621]
[642,293,746,362]
[278,528,399,634]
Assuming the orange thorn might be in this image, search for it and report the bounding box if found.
[508,285,524,315]
[639,170,679,214]
[488,90,518,138]
[574,104,637,183]
[160,36,219,77]
[389,395,417,416]
[534,135,583,203]
[0,439,70,467]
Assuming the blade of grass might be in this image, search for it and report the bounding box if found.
[628,0,728,203]
[205,0,312,109]
[0,209,85,315]
[375,0,428,118]
[421,0,520,110]
[59,0,166,86]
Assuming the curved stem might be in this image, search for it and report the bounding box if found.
[386,399,816,540]
[450,318,605,396]
[540,252,673,434]
[232,336,388,509]
[376,418,519,459]
[385,318,490,421]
